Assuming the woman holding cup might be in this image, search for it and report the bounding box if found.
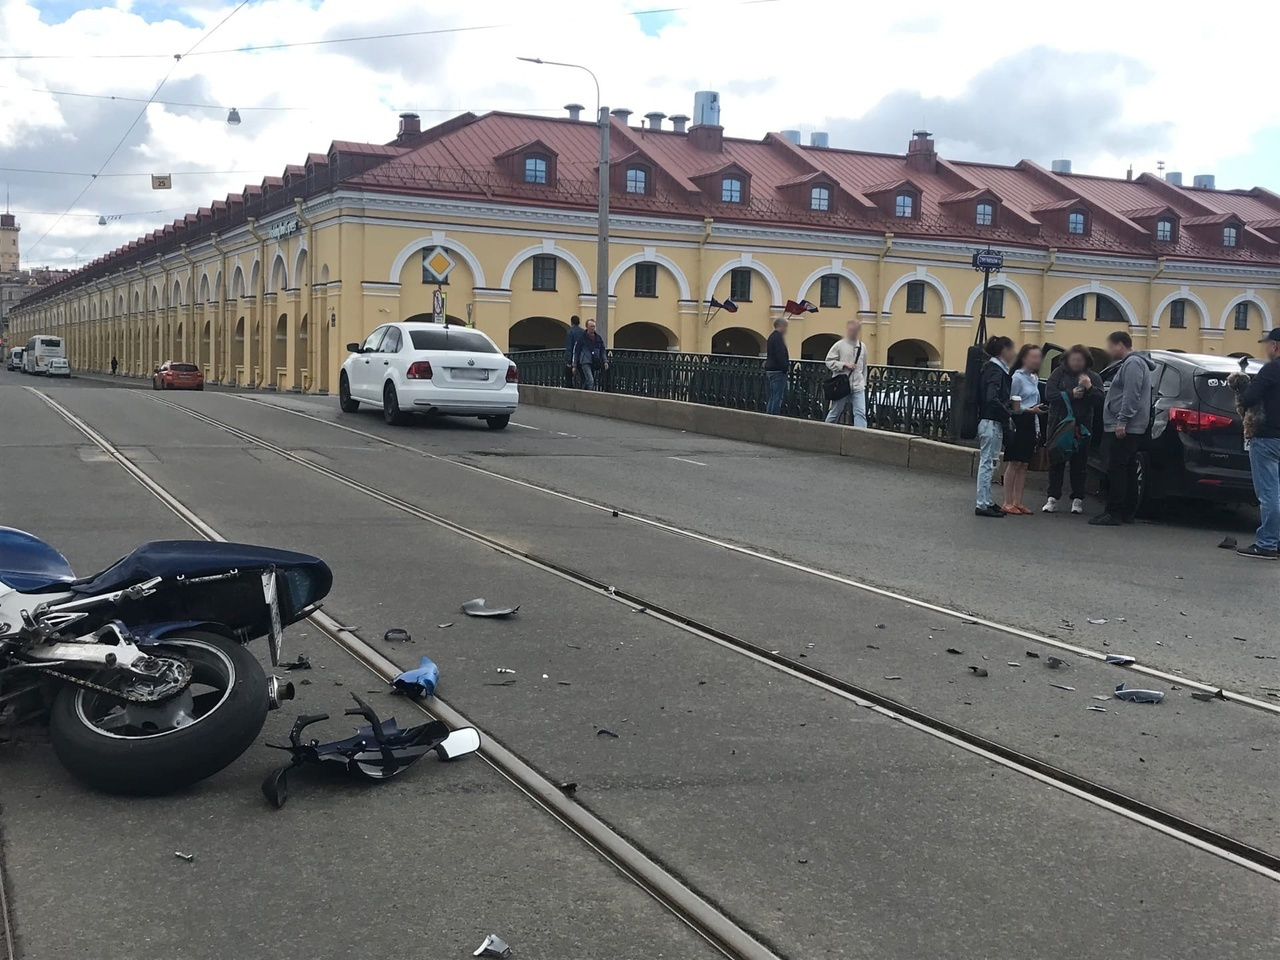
[1003,344,1046,515]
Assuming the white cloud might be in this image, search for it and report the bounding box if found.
[0,0,1276,268]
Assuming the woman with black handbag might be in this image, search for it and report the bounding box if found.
[823,319,868,426]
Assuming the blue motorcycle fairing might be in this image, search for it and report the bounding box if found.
[0,527,77,592]
[69,540,329,598]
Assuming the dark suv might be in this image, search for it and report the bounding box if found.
[1088,351,1261,516]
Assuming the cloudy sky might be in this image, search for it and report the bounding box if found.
[2,0,1277,269]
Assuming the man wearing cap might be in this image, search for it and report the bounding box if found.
[1236,328,1280,560]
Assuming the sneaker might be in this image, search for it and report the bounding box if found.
[1236,543,1279,560]
[1089,514,1122,526]
[1042,497,1059,513]
[1071,499,1084,514]
[975,505,1006,518]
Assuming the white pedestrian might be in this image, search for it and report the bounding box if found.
[823,319,868,427]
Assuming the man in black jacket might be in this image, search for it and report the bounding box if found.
[763,317,790,415]
[975,336,1015,518]
[1237,329,1280,559]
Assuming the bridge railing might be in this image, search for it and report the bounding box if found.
[511,348,964,441]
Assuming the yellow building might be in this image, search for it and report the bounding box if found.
[12,106,1280,390]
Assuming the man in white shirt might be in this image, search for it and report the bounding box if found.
[823,319,868,427]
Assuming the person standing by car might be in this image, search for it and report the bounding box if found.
[975,336,1015,518]
[763,317,790,415]
[574,318,607,391]
[1043,344,1102,515]
[823,318,868,426]
[563,316,584,388]
[1003,344,1046,515]
[1236,329,1280,559]
[1091,331,1153,526]
[110,355,118,376]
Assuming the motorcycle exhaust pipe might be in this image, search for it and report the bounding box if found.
[267,676,295,711]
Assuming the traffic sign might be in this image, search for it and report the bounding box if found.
[432,289,445,324]
[972,251,1004,270]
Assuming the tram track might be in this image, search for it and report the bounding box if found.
[39,386,1273,884]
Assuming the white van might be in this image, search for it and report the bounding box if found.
[8,348,23,371]
[23,336,65,375]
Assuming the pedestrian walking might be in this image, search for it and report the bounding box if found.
[763,317,789,415]
[573,318,607,390]
[1002,344,1046,515]
[975,336,1015,518]
[563,316,584,388]
[110,355,119,376]
[823,319,868,427]
[1091,331,1153,526]
[1043,345,1102,515]
[1235,329,1280,559]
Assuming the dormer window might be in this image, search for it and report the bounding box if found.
[1156,219,1173,242]
[524,155,548,184]
[976,202,994,227]
[810,186,830,211]
[1068,210,1087,235]
[625,165,648,195]
[1223,225,1238,248]
[722,177,742,203]
[895,193,915,218]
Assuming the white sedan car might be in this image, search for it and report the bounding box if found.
[339,322,519,429]
[46,357,71,378]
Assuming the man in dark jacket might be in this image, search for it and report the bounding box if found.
[1042,344,1102,515]
[1237,329,1280,559]
[975,336,1015,517]
[763,317,790,415]
[1091,331,1153,526]
[573,318,607,391]
[563,315,584,387]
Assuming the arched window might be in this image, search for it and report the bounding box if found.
[1068,211,1087,235]
[1234,302,1251,330]
[1169,299,1187,328]
[976,202,994,226]
[1095,295,1124,322]
[1223,225,1238,247]
[894,193,915,218]
[524,155,548,184]
[1156,219,1173,242]
[810,186,830,211]
[721,177,742,203]
[626,166,647,195]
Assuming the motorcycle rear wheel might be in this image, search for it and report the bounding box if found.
[49,631,268,795]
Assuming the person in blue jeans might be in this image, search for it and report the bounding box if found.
[573,318,607,391]
[1237,329,1280,559]
[763,316,789,415]
[975,336,1015,518]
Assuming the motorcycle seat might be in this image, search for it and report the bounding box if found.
[69,540,328,596]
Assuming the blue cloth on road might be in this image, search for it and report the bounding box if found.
[1248,437,1280,550]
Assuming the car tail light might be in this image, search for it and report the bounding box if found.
[1169,407,1234,431]
[506,364,519,383]
[406,361,433,380]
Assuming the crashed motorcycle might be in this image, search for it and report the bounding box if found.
[0,528,331,795]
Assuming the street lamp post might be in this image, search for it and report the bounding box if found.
[518,57,610,346]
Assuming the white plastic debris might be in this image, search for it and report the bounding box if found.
[1088,618,1108,625]
[1049,683,1076,691]
[1105,655,1136,665]
[1114,683,1164,704]
[174,852,194,862]
[1086,705,1107,713]
[474,934,512,958]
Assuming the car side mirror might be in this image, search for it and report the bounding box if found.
[346,342,361,354]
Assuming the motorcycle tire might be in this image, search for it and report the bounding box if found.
[49,631,268,795]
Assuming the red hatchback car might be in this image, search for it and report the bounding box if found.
[153,361,204,391]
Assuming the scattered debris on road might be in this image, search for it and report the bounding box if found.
[1088,618,1108,625]
[383,628,412,643]
[1092,695,1111,701]
[1049,683,1076,691]
[1104,655,1136,665]
[1025,651,1040,659]
[1046,656,1069,669]
[495,668,516,674]
[883,675,902,680]
[945,648,963,655]
[1086,706,1107,713]
[596,728,619,738]
[283,654,312,671]
[558,781,578,794]
[174,851,194,862]
[438,622,454,629]
[875,623,886,629]
[1191,689,1227,702]
[968,666,988,677]
[391,655,439,698]
[1114,683,1165,704]
[462,598,520,618]
[474,934,512,958]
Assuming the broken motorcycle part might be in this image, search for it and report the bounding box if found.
[461,598,520,618]
[391,655,439,698]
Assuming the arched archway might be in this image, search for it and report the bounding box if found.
[231,266,246,300]
[886,338,940,368]
[175,321,184,361]
[712,327,766,357]
[201,320,211,367]
[232,316,245,383]
[800,333,839,361]
[296,314,309,389]
[269,256,288,295]
[614,321,676,351]
[509,316,568,351]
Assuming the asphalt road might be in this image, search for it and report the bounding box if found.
[2,375,1278,959]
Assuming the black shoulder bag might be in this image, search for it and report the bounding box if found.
[822,343,860,402]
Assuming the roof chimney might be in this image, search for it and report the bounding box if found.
[644,111,665,130]
[1166,171,1183,186]
[809,131,829,148]
[689,124,723,152]
[669,113,690,134]
[1193,174,1216,190]
[906,129,936,173]
[1051,158,1072,174]
[565,103,584,121]
[610,108,633,125]
[1126,165,1133,181]
[397,113,421,139]
[781,129,801,145]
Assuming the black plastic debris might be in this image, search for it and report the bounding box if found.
[1191,688,1227,702]
[968,666,988,677]
[474,934,512,958]
[596,728,619,739]
[875,624,886,630]
[1218,536,1238,550]
[461,598,520,618]
[1046,656,1069,669]
[283,654,312,672]
[1104,654,1136,665]
[559,781,578,794]
[383,628,412,643]
[945,648,964,655]
[1025,651,1041,659]
[611,510,619,517]
[883,675,902,680]
[1114,683,1164,704]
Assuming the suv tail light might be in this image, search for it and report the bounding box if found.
[1169,407,1233,431]
[406,361,434,380]
[506,364,519,383]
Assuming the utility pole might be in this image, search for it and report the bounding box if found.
[596,105,610,346]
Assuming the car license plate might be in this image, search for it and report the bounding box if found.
[452,369,489,381]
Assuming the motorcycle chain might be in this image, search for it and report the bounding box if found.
[36,657,193,704]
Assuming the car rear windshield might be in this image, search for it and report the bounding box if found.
[408,328,498,353]
[173,363,200,372]
[1194,374,1243,417]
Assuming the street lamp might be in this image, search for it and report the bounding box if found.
[518,57,610,347]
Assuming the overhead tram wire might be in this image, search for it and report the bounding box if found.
[23,0,252,260]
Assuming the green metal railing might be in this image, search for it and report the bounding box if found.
[512,348,964,440]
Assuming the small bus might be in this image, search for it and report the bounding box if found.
[23,336,65,375]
